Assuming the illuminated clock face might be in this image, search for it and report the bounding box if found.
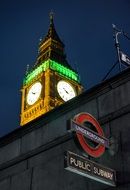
[57,80,76,102]
[27,82,42,105]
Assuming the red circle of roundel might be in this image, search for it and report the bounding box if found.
[74,113,105,158]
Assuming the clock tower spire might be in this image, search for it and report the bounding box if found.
[36,12,71,69]
[20,14,83,126]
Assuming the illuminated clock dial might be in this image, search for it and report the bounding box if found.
[57,80,76,102]
[27,82,42,105]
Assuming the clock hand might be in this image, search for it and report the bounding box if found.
[63,88,69,94]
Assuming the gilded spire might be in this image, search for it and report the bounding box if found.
[41,12,64,45]
[37,12,72,69]
[49,11,54,25]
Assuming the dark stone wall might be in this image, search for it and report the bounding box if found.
[0,68,130,190]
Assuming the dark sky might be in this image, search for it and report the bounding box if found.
[0,0,130,137]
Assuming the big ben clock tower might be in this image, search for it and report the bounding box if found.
[20,13,83,126]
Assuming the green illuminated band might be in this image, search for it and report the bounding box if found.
[23,60,80,85]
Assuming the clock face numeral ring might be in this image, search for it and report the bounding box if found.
[27,82,42,105]
[57,80,76,102]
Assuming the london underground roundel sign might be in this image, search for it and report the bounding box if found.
[73,113,106,158]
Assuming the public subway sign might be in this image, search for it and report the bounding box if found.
[67,112,109,158]
[64,151,116,187]
[65,112,116,186]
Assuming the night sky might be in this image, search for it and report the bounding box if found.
[0,0,130,137]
